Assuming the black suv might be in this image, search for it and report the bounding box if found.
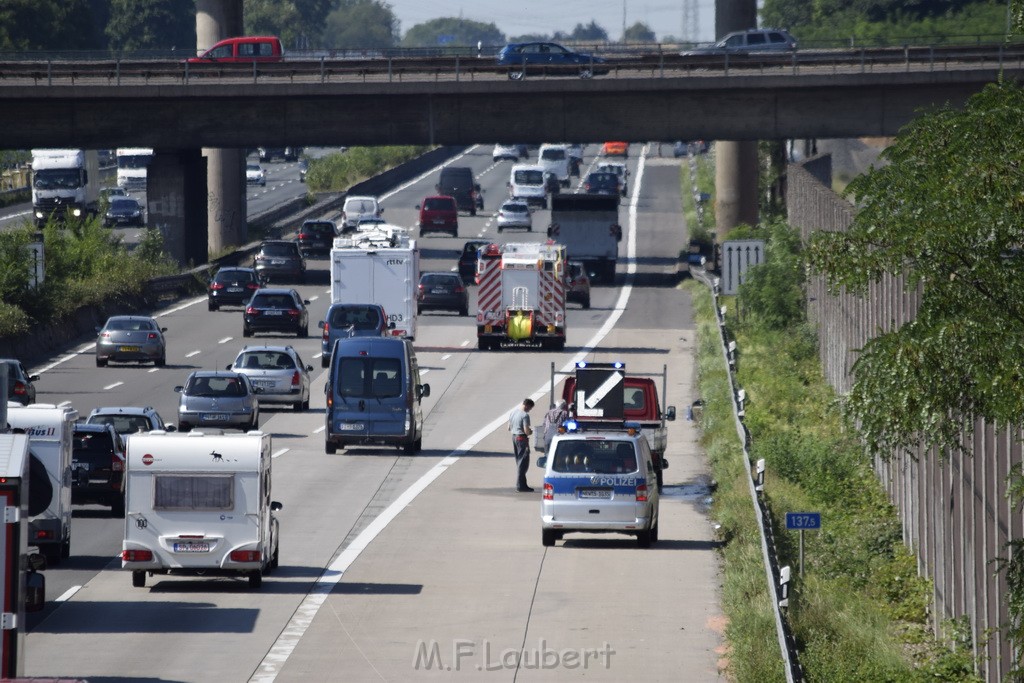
[253,240,306,284]
[72,423,126,517]
[208,267,263,311]
[457,240,490,284]
[583,171,621,196]
[243,288,311,338]
[297,220,337,258]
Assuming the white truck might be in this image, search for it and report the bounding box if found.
[508,164,549,208]
[548,193,622,284]
[30,149,101,226]
[330,227,419,341]
[476,241,567,351]
[538,143,571,188]
[115,147,154,191]
[121,430,282,589]
[5,404,76,565]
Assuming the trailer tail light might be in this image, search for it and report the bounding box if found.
[543,483,553,500]
[230,550,261,563]
[122,549,153,562]
[210,282,225,290]
[635,483,648,502]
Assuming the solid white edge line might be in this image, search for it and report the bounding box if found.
[248,145,649,683]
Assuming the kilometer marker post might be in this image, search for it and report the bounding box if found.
[784,512,821,577]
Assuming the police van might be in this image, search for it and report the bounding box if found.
[537,420,660,547]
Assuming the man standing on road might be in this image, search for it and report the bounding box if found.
[508,398,535,492]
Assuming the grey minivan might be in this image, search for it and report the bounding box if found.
[318,303,391,368]
[324,337,429,454]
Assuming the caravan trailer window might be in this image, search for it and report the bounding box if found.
[155,474,234,511]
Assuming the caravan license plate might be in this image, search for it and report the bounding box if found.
[578,488,612,500]
[173,542,210,553]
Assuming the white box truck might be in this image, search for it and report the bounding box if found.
[30,149,101,226]
[121,430,282,589]
[5,404,76,564]
[330,228,419,341]
[547,193,622,283]
[115,147,153,191]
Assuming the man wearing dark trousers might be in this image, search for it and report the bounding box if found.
[508,398,535,492]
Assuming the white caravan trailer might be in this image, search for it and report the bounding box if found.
[121,430,282,589]
[5,404,76,564]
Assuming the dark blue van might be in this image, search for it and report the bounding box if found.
[324,337,429,454]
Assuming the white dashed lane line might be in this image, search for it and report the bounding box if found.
[103,382,123,391]
[218,337,233,344]
[460,340,470,347]
[309,295,319,302]
[58,401,71,408]
[185,350,201,358]
[312,426,325,434]
[148,368,159,373]
[441,354,451,361]
[420,369,430,375]
[55,586,81,602]
[271,448,289,459]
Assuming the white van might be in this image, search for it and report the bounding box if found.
[509,164,549,208]
[538,144,571,188]
[121,430,282,589]
[6,404,76,564]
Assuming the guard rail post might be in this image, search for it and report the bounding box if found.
[116,58,120,85]
[252,60,257,84]
[320,56,325,83]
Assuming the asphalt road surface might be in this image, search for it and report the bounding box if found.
[21,143,725,682]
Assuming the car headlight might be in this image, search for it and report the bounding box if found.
[72,208,82,217]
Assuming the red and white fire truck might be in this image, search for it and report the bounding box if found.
[476,242,567,351]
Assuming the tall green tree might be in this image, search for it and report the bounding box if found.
[805,82,1024,458]
[569,20,608,42]
[401,17,504,49]
[106,0,195,52]
[323,0,399,49]
[0,0,101,51]
[245,0,334,49]
[622,21,656,42]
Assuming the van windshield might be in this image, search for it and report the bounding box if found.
[514,170,544,184]
[337,357,402,398]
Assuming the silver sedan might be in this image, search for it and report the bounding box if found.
[228,345,313,411]
[496,200,532,232]
[175,371,260,432]
[95,315,167,367]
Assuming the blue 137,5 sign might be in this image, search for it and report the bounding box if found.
[785,512,821,530]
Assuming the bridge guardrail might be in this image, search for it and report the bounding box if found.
[1,43,1021,86]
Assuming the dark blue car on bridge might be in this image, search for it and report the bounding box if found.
[496,42,608,80]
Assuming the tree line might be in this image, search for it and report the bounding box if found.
[0,0,658,53]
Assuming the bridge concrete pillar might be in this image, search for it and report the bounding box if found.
[197,0,246,255]
[147,150,208,266]
[714,0,759,239]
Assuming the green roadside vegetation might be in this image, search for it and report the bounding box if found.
[681,166,980,681]
[0,145,434,342]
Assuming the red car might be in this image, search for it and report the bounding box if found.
[417,195,459,237]
[602,141,629,157]
[188,36,283,63]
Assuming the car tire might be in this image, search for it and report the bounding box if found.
[178,423,191,433]
[403,439,416,455]
[656,468,664,491]
[579,67,593,79]
[155,355,166,368]
[41,545,61,566]
[470,208,476,217]
[132,570,146,588]
[508,69,525,81]
[243,326,252,338]
[208,301,218,312]
[96,357,107,368]
[61,537,71,560]
[321,356,329,368]
[111,496,126,518]
[582,296,591,310]
[497,226,503,233]
[459,306,468,317]
[651,520,660,543]
[325,441,337,455]
[299,325,309,338]
[302,397,310,411]
[636,528,652,548]
[248,571,263,589]
[542,530,557,547]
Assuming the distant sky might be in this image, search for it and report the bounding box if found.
[387,0,719,43]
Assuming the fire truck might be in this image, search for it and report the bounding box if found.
[476,242,567,351]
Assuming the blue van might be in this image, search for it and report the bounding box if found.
[324,337,429,454]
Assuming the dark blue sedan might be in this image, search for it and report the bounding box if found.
[496,42,607,80]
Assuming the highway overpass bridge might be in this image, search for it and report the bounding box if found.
[1,45,1020,262]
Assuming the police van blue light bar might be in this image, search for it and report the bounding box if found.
[575,361,624,369]
[563,420,580,432]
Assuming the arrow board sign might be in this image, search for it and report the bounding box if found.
[575,364,625,419]
[721,239,766,295]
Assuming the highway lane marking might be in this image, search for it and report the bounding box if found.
[420,369,430,375]
[441,354,451,360]
[218,336,233,344]
[148,368,159,373]
[312,426,325,434]
[248,144,649,683]
[103,382,123,390]
[272,448,289,459]
[55,586,81,602]
[185,350,201,358]
[309,295,319,302]
[377,145,479,203]
[313,352,323,358]
[460,340,470,347]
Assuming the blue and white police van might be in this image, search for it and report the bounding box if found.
[537,420,660,548]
